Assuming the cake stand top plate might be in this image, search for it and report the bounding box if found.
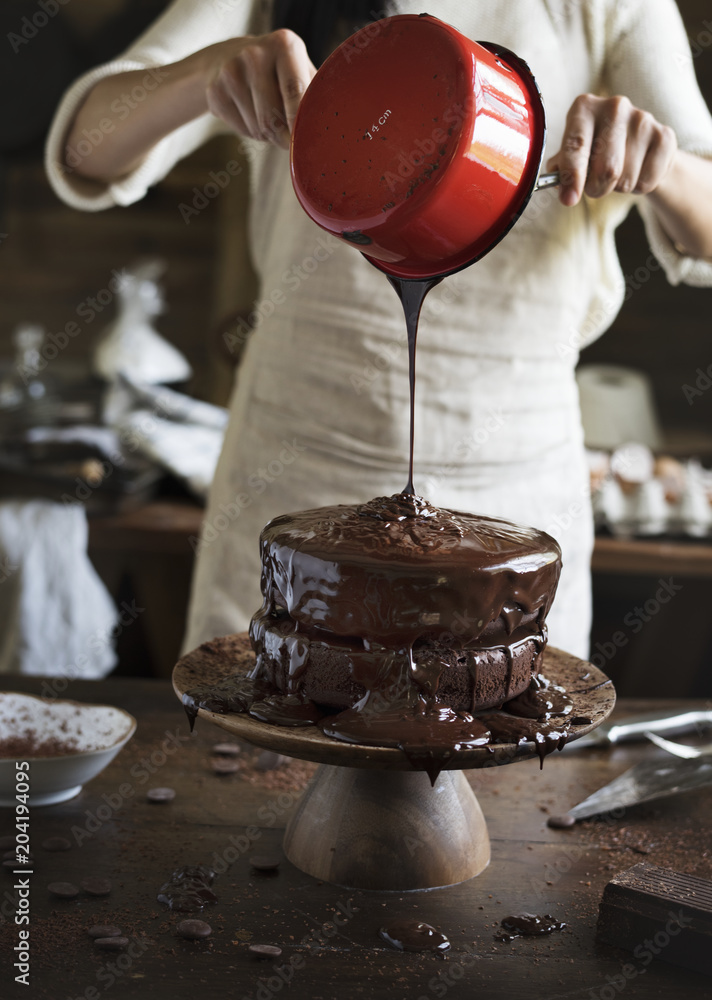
[172,636,615,772]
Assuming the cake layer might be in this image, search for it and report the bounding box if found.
[259,494,561,646]
[250,608,543,712]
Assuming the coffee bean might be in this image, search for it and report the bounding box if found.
[48,882,79,898]
[547,814,576,829]
[212,758,239,775]
[255,751,288,772]
[177,919,212,940]
[0,835,16,850]
[147,787,176,803]
[249,855,281,872]
[41,836,72,852]
[3,859,19,874]
[249,944,282,958]
[4,850,32,861]
[212,743,240,756]
[88,925,122,939]
[81,878,112,897]
[94,937,129,950]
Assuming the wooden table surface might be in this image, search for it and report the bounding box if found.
[2,677,710,1000]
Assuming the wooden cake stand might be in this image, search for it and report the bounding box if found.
[173,640,615,892]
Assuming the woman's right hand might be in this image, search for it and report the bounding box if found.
[203,30,317,149]
[63,29,316,182]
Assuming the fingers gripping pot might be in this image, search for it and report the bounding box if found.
[290,13,557,280]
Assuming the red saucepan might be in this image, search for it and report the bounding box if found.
[290,13,559,280]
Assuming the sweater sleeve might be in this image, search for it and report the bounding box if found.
[45,0,259,212]
[602,0,712,286]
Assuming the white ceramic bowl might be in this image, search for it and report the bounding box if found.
[0,692,136,807]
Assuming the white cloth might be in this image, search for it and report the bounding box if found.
[0,501,118,678]
[45,1,712,659]
[116,411,225,498]
[105,375,229,499]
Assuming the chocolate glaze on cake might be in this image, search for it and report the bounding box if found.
[250,492,561,712]
[181,493,574,783]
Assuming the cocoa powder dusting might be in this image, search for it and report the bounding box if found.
[0,735,83,758]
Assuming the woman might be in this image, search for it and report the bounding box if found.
[46,0,712,658]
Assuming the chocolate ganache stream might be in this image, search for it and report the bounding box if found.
[182,275,588,783]
[387,277,442,496]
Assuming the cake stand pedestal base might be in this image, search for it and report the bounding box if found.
[283,764,489,890]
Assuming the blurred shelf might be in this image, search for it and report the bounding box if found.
[88,499,203,555]
[592,534,712,578]
[661,425,712,462]
[88,499,712,576]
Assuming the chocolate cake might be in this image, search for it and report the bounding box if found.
[249,493,561,715]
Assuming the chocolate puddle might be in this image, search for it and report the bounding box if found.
[380,918,451,954]
[495,912,566,942]
[502,672,573,720]
[319,701,492,785]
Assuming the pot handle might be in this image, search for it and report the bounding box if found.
[534,171,560,191]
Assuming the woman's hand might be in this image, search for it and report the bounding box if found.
[204,30,317,149]
[64,29,316,182]
[547,93,678,206]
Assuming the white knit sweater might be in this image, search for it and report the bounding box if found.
[45,1,712,657]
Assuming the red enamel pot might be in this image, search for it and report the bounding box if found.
[290,13,558,280]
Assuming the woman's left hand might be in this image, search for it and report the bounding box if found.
[547,93,678,207]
